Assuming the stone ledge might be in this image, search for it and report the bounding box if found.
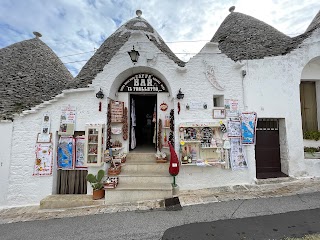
[40,194,104,209]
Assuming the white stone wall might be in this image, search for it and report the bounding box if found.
[0,121,13,208]
[5,89,109,207]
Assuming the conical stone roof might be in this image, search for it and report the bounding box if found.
[73,14,185,88]
[0,37,73,119]
[211,12,295,61]
[211,11,320,61]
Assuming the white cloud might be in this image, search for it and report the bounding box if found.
[0,0,319,76]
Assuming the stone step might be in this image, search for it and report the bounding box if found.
[40,194,104,209]
[126,153,156,161]
[119,173,173,184]
[104,182,172,204]
[127,157,157,163]
[126,152,170,162]
[255,177,296,185]
[121,162,169,174]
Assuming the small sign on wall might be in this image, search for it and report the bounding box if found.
[110,100,124,123]
[58,106,76,135]
[225,99,239,117]
[37,133,52,143]
[41,113,51,134]
[213,108,226,119]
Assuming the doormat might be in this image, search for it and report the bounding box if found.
[165,197,182,211]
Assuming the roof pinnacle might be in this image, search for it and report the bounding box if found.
[136,10,142,18]
[229,6,235,13]
[33,31,42,38]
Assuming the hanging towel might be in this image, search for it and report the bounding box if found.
[152,104,156,145]
[131,99,136,149]
[131,99,136,127]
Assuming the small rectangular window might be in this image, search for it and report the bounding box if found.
[213,95,224,107]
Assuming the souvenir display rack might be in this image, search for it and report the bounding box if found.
[179,122,227,167]
[84,124,105,167]
[105,100,126,177]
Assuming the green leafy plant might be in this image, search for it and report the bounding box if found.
[86,169,105,190]
[303,131,320,141]
[304,147,320,155]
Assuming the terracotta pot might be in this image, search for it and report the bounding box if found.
[92,189,105,200]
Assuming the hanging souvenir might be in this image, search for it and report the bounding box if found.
[169,109,174,146]
[219,120,227,133]
[106,103,112,148]
[160,102,168,111]
[157,119,163,151]
[122,107,128,140]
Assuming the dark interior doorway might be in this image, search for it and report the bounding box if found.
[255,119,288,179]
[130,94,157,151]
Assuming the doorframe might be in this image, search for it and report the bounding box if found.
[255,118,288,178]
[129,93,158,151]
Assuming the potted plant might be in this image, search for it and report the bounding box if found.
[304,147,320,159]
[86,169,105,200]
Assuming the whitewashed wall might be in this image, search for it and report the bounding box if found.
[243,28,320,177]
[173,43,256,189]
[5,89,110,207]
[0,121,13,208]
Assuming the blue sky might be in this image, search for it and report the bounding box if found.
[1,0,319,76]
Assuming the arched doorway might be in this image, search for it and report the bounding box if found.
[300,56,320,132]
[117,72,169,153]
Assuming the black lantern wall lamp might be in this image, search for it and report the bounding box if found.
[176,88,184,99]
[96,88,104,112]
[128,46,140,64]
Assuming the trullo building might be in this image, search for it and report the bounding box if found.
[1,8,320,208]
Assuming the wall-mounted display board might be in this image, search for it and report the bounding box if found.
[33,143,53,176]
[230,138,248,169]
[224,99,239,117]
[75,136,86,168]
[58,105,76,135]
[240,112,257,145]
[111,100,124,123]
[41,113,51,134]
[57,136,74,169]
[227,120,241,138]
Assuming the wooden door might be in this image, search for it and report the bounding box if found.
[255,119,285,179]
[300,82,318,131]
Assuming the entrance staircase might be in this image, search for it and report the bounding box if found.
[105,152,173,204]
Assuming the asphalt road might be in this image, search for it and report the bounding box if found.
[1,192,320,240]
[162,208,320,240]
